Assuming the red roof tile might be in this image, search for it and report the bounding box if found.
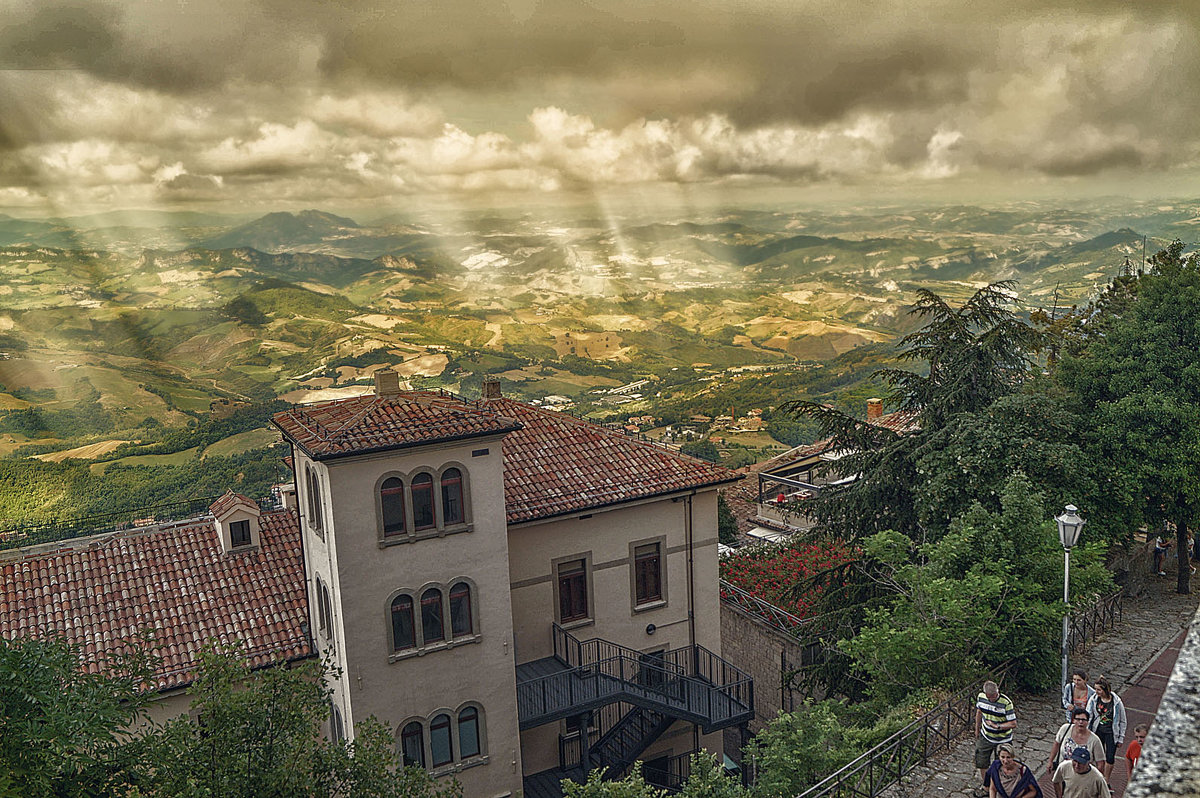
[274,390,739,524]
[272,392,520,460]
[487,398,739,524]
[0,510,311,692]
[208,490,258,520]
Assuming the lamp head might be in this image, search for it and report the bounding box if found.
[1056,504,1085,549]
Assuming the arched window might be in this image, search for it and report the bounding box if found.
[401,721,425,768]
[331,703,345,745]
[412,473,435,531]
[391,595,415,651]
[318,580,333,642]
[307,466,324,536]
[380,477,406,537]
[430,713,453,767]
[315,577,329,633]
[449,582,472,637]
[421,587,444,643]
[458,706,480,759]
[441,468,464,525]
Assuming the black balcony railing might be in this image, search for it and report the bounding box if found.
[516,624,754,733]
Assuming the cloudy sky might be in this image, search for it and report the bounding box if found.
[2,0,1200,215]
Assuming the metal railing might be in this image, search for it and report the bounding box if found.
[784,591,1126,798]
[641,750,696,792]
[518,624,754,732]
[0,493,283,552]
[794,670,1007,798]
[0,496,220,550]
[719,579,808,633]
[1068,590,1124,654]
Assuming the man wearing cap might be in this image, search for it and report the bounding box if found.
[1051,748,1111,798]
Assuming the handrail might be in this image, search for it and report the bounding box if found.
[518,625,754,732]
[0,496,224,550]
[788,590,1125,798]
[719,579,808,632]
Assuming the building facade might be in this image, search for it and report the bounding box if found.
[273,373,752,796]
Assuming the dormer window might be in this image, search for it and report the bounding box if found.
[230,520,252,548]
[209,490,262,554]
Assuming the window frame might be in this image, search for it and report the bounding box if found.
[389,593,416,652]
[630,536,668,612]
[397,704,488,775]
[306,465,325,540]
[386,580,480,662]
[420,587,445,644]
[554,553,593,628]
[375,464,473,548]
[441,467,465,526]
[411,472,436,532]
[400,720,425,768]
[380,476,406,538]
[229,518,252,548]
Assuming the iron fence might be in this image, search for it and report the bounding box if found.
[719,578,808,633]
[1068,590,1124,654]
[792,677,989,798]
[785,590,1125,798]
[0,496,221,550]
[0,493,284,551]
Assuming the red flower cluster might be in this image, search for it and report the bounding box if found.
[720,540,856,621]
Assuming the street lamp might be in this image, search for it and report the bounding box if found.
[1056,504,1086,694]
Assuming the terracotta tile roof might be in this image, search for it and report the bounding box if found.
[272,392,521,460]
[0,510,311,692]
[870,408,921,435]
[486,398,739,524]
[208,490,258,520]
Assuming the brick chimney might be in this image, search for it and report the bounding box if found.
[867,398,883,420]
[482,376,502,400]
[374,368,402,397]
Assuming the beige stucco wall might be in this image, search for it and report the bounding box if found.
[296,434,523,798]
[508,488,724,775]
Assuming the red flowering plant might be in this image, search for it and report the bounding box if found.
[719,539,857,625]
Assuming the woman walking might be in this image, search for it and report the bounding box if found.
[984,743,1042,798]
[1086,675,1126,786]
[1048,708,1105,798]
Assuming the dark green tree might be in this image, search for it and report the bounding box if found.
[680,439,720,463]
[1057,240,1200,594]
[148,645,460,798]
[0,635,155,797]
[782,282,1047,541]
[717,493,739,545]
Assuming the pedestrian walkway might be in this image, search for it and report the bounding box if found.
[881,569,1200,798]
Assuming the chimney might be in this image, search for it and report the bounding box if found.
[374,368,402,397]
[867,398,883,420]
[482,376,502,400]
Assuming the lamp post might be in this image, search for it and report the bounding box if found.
[1056,504,1086,694]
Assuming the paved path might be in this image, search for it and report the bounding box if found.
[882,569,1200,798]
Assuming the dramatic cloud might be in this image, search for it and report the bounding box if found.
[1,0,1199,211]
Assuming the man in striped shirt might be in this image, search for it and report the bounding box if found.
[975,680,1017,797]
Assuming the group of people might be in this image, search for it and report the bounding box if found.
[972,672,1149,798]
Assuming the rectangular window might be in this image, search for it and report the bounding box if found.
[229,519,251,547]
[558,559,588,623]
[634,543,663,605]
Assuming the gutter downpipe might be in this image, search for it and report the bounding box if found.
[685,490,699,753]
